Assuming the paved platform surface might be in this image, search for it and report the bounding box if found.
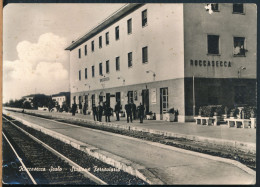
[15,108,256,144]
[4,110,256,185]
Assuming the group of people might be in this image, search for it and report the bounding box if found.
[124,101,145,123]
[92,102,112,122]
[71,100,145,123]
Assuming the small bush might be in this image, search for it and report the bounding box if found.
[200,105,224,117]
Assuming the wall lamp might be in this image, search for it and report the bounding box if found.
[146,70,156,81]
[238,66,246,78]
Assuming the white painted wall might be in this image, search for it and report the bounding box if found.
[69,4,184,94]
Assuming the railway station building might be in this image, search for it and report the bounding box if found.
[65,3,257,122]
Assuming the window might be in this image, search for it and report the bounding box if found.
[115,26,119,40]
[128,91,133,103]
[116,57,120,71]
[84,45,87,56]
[99,63,103,75]
[106,60,110,73]
[234,37,245,56]
[233,4,244,14]
[207,35,219,55]
[106,32,109,45]
[142,9,147,27]
[79,70,81,80]
[99,36,102,48]
[128,52,133,67]
[91,41,94,52]
[142,46,148,63]
[91,94,95,107]
[92,66,95,77]
[127,19,132,34]
[206,3,219,12]
[78,48,81,58]
[85,68,87,79]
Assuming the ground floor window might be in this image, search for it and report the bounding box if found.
[116,92,121,105]
[160,88,168,114]
[208,86,219,105]
[128,91,133,103]
[84,95,88,104]
[234,86,246,104]
[91,94,95,107]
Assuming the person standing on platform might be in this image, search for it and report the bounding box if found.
[79,102,83,114]
[83,102,87,115]
[125,101,132,123]
[114,101,121,121]
[104,102,111,122]
[92,104,97,121]
[71,102,77,116]
[97,102,103,122]
[138,103,145,123]
[131,102,137,120]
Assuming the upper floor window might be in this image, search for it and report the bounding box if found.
[207,35,219,55]
[99,63,103,75]
[79,70,81,80]
[116,57,120,71]
[207,3,219,12]
[128,52,133,67]
[142,46,148,63]
[85,68,87,79]
[106,60,110,73]
[115,26,120,40]
[84,45,87,56]
[127,18,132,34]
[92,66,95,77]
[233,4,244,14]
[142,9,147,27]
[78,48,81,58]
[99,36,102,48]
[106,32,109,45]
[91,41,94,52]
[234,37,246,56]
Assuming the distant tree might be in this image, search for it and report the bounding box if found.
[32,95,50,109]
[23,101,32,109]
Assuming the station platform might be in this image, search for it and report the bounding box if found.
[5,108,256,145]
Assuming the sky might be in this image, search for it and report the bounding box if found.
[3,3,124,103]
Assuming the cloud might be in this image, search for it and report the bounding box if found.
[3,33,69,103]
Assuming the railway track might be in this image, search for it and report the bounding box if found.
[2,115,147,185]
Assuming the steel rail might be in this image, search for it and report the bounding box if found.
[2,132,37,184]
[3,116,107,185]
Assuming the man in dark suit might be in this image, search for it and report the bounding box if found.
[114,101,121,121]
[97,102,103,122]
[92,104,97,121]
[138,103,145,123]
[125,101,132,123]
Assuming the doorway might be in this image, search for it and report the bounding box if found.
[116,92,121,105]
[142,89,149,114]
[160,87,168,114]
[106,93,110,107]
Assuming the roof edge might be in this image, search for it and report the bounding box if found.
[65,3,145,51]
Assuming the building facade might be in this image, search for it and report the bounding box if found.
[65,3,256,122]
[52,92,70,107]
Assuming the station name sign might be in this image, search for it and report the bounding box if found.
[190,60,231,67]
[100,77,110,82]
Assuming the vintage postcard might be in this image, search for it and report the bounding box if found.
[2,2,257,185]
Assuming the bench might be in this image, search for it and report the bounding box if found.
[194,116,215,126]
[224,118,251,128]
